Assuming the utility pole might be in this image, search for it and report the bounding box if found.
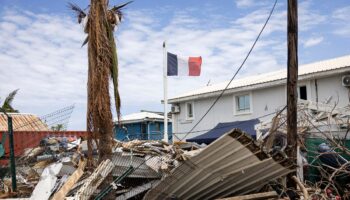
[287,0,298,189]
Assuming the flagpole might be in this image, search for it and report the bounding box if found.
[163,41,169,143]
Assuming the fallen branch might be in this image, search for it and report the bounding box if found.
[292,175,309,200]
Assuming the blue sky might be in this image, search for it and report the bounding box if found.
[0,0,349,130]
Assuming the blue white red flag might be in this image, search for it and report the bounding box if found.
[167,52,202,76]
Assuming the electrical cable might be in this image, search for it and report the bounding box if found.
[179,0,279,141]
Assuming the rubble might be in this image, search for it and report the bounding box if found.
[1,100,348,200]
[144,129,295,200]
[255,100,350,199]
[0,135,196,199]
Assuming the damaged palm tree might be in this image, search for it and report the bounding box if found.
[69,0,132,163]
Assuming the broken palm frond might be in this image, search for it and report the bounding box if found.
[1,89,19,113]
[107,21,121,125]
[67,2,87,24]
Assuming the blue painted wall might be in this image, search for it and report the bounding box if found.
[114,121,172,142]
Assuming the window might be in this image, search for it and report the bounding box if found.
[299,86,307,100]
[235,94,251,113]
[155,123,160,132]
[186,102,194,119]
[141,123,147,134]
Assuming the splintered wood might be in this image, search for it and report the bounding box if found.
[74,159,114,200]
[51,159,87,200]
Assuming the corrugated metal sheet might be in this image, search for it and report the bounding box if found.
[144,129,295,200]
[112,153,161,178]
[0,113,49,131]
[169,54,350,102]
[115,180,159,200]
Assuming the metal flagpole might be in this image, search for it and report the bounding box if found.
[163,41,169,143]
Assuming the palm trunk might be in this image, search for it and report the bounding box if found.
[87,0,114,162]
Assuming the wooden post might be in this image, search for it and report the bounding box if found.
[287,0,298,189]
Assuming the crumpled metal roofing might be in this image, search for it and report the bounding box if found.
[144,129,295,200]
[169,54,350,102]
[111,153,161,178]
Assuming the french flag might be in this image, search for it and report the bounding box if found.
[167,52,202,76]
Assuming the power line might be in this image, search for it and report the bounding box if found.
[179,0,279,141]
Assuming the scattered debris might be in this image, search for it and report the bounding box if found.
[1,100,349,199]
[0,135,197,199]
[144,129,295,200]
[74,159,114,200]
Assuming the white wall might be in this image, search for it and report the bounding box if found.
[172,74,350,141]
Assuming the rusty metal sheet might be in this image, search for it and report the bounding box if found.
[144,129,294,200]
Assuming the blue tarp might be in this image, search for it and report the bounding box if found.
[186,118,259,144]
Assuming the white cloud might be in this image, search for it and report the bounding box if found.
[0,2,335,129]
[303,36,323,48]
[235,0,255,8]
[332,6,350,37]
[299,1,327,31]
[234,0,270,8]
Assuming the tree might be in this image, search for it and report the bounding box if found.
[1,89,19,113]
[51,124,64,131]
[70,0,131,162]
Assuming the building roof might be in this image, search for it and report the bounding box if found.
[0,113,49,131]
[115,112,165,124]
[169,54,350,103]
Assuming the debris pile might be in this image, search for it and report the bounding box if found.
[144,129,295,200]
[1,100,349,199]
[255,100,350,199]
[0,136,200,199]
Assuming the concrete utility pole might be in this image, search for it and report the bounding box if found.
[287,0,298,185]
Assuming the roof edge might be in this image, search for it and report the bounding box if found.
[169,66,350,103]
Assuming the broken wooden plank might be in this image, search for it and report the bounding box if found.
[216,191,278,200]
[74,159,114,200]
[30,163,63,200]
[51,159,87,200]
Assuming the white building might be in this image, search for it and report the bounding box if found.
[168,55,350,141]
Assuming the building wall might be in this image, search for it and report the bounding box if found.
[114,121,172,141]
[172,74,350,141]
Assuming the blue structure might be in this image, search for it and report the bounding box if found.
[114,111,172,142]
[186,118,259,144]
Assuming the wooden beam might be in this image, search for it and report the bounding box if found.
[51,159,87,200]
